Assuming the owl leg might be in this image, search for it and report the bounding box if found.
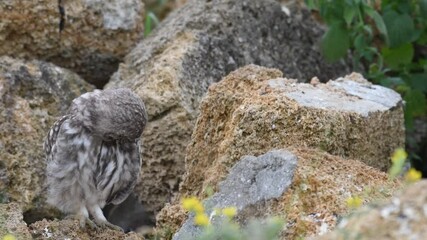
[78,205,97,229]
[64,205,97,229]
[88,204,123,231]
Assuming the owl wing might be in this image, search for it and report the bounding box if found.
[44,115,70,161]
[95,140,142,206]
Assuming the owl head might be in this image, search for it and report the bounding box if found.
[70,88,148,141]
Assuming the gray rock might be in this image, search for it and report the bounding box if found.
[0,0,144,87]
[172,150,298,240]
[0,56,93,213]
[106,0,351,214]
[275,73,403,117]
[0,203,32,239]
[316,180,427,240]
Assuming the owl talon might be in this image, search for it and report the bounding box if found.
[63,214,97,230]
[84,218,98,230]
[94,220,123,232]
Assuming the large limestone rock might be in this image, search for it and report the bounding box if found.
[106,0,351,214]
[317,180,427,240]
[0,203,32,239]
[158,147,401,239]
[0,56,93,211]
[180,65,403,197]
[0,0,144,87]
[156,64,405,238]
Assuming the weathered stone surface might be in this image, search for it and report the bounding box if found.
[29,219,143,240]
[0,203,32,239]
[316,180,427,240]
[143,0,187,20]
[173,150,298,240]
[156,65,404,238]
[0,56,93,210]
[0,202,142,240]
[106,0,351,214]
[157,147,402,239]
[0,0,144,87]
[180,65,403,197]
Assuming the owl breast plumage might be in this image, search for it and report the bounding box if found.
[44,88,147,219]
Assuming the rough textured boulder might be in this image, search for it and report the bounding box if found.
[29,219,143,240]
[157,147,401,239]
[0,56,93,212]
[0,0,144,87]
[0,203,32,239]
[317,180,427,240]
[173,150,298,240]
[0,202,143,240]
[156,64,405,238]
[180,65,404,198]
[106,0,351,214]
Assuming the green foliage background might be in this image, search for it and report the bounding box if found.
[306,0,427,129]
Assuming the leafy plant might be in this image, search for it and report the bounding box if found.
[181,197,284,240]
[145,11,160,37]
[306,0,427,129]
[144,0,168,36]
[389,148,422,182]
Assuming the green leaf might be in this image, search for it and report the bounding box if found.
[364,6,389,44]
[144,12,153,37]
[380,77,405,88]
[417,31,427,45]
[144,12,160,37]
[305,0,318,10]
[421,0,427,19]
[389,156,406,179]
[343,6,357,25]
[382,43,414,70]
[354,34,367,52]
[383,10,416,47]
[397,1,411,13]
[404,89,427,118]
[321,23,350,62]
[363,25,373,39]
[407,73,427,93]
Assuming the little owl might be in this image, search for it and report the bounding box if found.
[44,88,147,230]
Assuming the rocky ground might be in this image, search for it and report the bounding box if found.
[0,0,422,240]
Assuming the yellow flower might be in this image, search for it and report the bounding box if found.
[405,168,422,183]
[221,207,237,218]
[346,196,362,209]
[391,148,407,163]
[389,148,408,178]
[2,234,16,240]
[182,197,204,214]
[194,213,210,227]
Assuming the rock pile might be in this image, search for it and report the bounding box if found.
[0,0,144,87]
[106,0,352,214]
[157,65,404,239]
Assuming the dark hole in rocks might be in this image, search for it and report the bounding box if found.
[77,56,120,89]
[103,193,156,233]
[23,206,64,225]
